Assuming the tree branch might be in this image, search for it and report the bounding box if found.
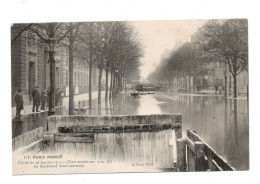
[11,23,33,46]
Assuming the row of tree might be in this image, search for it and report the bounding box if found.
[11,21,143,115]
[148,19,248,98]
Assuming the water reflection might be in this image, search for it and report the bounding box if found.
[12,108,63,138]
[137,95,162,115]
[224,99,249,170]
[154,94,248,170]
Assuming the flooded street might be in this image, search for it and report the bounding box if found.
[90,92,249,170]
[12,92,249,170]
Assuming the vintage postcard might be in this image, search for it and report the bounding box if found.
[11,19,248,175]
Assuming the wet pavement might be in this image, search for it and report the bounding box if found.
[12,91,249,170]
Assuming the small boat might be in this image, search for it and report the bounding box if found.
[130,91,139,97]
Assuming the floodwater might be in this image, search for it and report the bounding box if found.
[12,92,249,170]
[87,93,249,170]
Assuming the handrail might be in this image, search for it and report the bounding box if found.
[186,129,236,171]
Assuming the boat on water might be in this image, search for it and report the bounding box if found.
[130,91,139,97]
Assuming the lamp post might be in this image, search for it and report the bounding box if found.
[47,38,57,116]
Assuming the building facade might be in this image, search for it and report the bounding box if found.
[11,27,49,106]
[11,27,104,107]
[193,61,248,96]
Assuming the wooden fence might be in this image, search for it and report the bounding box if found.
[183,129,236,171]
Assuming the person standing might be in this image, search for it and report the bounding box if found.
[32,86,40,112]
[55,88,61,107]
[60,88,64,106]
[15,89,23,117]
[46,86,50,110]
[41,89,47,110]
[215,85,218,94]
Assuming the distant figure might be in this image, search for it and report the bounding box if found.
[47,87,50,109]
[215,85,218,94]
[32,86,40,112]
[60,88,63,106]
[55,88,61,107]
[41,89,48,110]
[15,89,23,117]
[197,85,200,92]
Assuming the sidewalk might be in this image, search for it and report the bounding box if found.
[12,91,105,118]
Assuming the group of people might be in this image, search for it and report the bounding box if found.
[15,86,63,117]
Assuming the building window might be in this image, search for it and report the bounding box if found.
[80,73,82,86]
[82,74,84,86]
[79,73,81,86]
[83,74,85,86]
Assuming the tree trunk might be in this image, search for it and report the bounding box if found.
[112,71,116,96]
[233,74,237,98]
[188,76,191,93]
[68,34,74,115]
[124,77,127,92]
[109,69,113,98]
[88,23,93,108]
[224,62,227,97]
[122,76,124,91]
[48,51,56,116]
[224,75,227,97]
[118,74,122,92]
[98,66,102,104]
[184,77,186,90]
[105,69,109,101]
[89,62,92,108]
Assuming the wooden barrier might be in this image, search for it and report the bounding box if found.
[12,115,236,172]
[45,114,182,170]
[186,129,235,171]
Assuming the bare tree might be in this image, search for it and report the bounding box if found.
[76,22,95,108]
[67,23,81,115]
[90,22,113,105]
[199,19,248,98]
[107,22,143,95]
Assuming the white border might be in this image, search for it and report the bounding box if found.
[1,0,260,184]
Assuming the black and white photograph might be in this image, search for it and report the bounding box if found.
[11,19,249,174]
[3,0,260,183]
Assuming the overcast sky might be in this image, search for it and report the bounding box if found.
[131,20,208,81]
